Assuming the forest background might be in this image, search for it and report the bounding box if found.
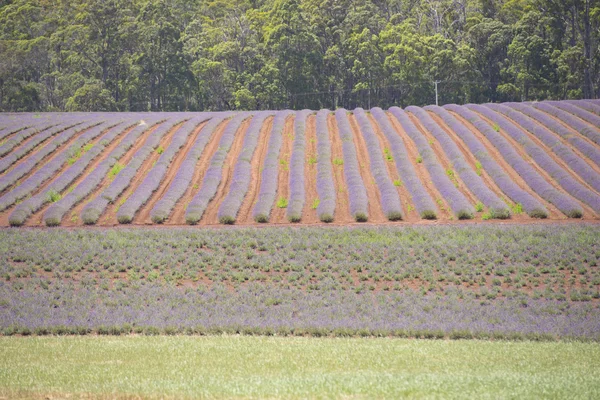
[0,0,598,112]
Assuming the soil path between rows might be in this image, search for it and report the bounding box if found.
[472,111,598,219]
[386,112,451,220]
[327,113,353,223]
[100,121,185,225]
[368,113,419,222]
[300,114,319,224]
[448,111,563,220]
[135,120,209,224]
[271,115,295,223]
[237,116,273,224]
[168,118,231,225]
[200,117,252,225]
[348,114,386,223]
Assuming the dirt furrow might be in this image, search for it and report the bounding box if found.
[300,114,319,224]
[271,115,295,224]
[538,109,600,157]
[168,119,231,225]
[200,118,252,225]
[348,114,386,223]
[327,113,353,223]
[134,120,209,224]
[387,112,451,220]
[100,121,185,225]
[368,113,419,222]
[448,111,563,220]
[237,116,273,224]
[472,111,598,219]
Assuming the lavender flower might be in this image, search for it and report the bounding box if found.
[549,101,600,126]
[394,107,474,219]
[531,102,600,145]
[315,109,336,222]
[335,109,369,222]
[287,110,312,223]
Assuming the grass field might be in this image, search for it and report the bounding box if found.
[0,336,599,399]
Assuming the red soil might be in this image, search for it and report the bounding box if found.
[300,114,319,224]
[328,113,353,223]
[271,115,295,224]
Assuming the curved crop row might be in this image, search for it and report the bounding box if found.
[0,119,110,201]
[150,114,227,224]
[546,101,600,127]
[185,113,251,224]
[370,108,437,219]
[428,105,549,218]
[567,100,600,115]
[7,121,127,226]
[468,104,600,215]
[531,102,600,145]
[44,119,164,226]
[117,116,211,224]
[252,111,293,223]
[286,110,312,222]
[354,108,403,220]
[81,118,185,225]
[506,102,600,166]
[0,118,86,174]
[217,112,274,224]
[440,105,574,218]
[0,115,53,142]
[486,103,600,194]
[394,107,474,219]
[409,107,509,219]
[0,124,55,157]
[335,109,369,221]
[314,109,336,222]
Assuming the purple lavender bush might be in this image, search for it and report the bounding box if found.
[335,109,369,221]
[546,101,600,127]
[531,102,600,145]
[370,108,437,219]
[286,110,312,222]
[315,109,336,222]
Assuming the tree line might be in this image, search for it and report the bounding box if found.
[0,0,598,112]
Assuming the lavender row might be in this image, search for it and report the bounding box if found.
[0,114,54,141]
[252,111,293,223]
[7,121,126,226]
[44,121,161,226]
[440,105,568,218]
[314,109,336,222]
[218,112,273,224]
[0,118,86,174]
[287,110,312,222]
[354,108,403,220]
[335,109,369,221]
[546,101,600,127]
[486,103,600,194]
[116,116,211,224]
[370,108,437,219]
[185,113,251,224]
[566,100,600,115]
[409,107,510,219]
[427,105,548,218]
[0,119,106,197]
[395,107,474,219]
[468,104,600,215]
[150,115,227,224]
[531,102,600,145]
[81,118,186,225]
[506,102,600,165]
[0,123,56,157]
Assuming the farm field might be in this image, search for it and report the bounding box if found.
[1,100,600,227]
[1,336,599,399]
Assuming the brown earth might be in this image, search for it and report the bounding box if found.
[448,111,564,219]
[0,123,63,173]
[367,113,419,222]
[327,113,353,223]
[300,114,319,224]
[200,117,252,225]
[471,110,598,219]
[386,112,451,219]
[135,120,209,224]
[271,115,295,223]
[102,121,179,226]
[237,116,273,224]
[347,114,386,222]
[167,118,231,225]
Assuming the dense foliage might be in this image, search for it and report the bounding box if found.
[0,0,598,112]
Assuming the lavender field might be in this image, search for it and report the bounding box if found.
[1,224,599,340]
